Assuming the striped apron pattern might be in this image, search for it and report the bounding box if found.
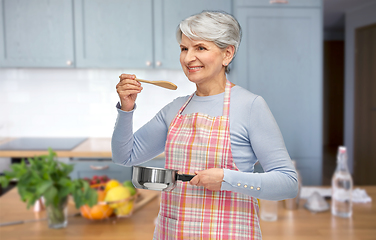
[154,80,262,239]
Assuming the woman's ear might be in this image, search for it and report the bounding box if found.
[223,45,235,66]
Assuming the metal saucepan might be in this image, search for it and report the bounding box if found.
[132,166,195,191]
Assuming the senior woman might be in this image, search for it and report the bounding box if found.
[112,11,298,239]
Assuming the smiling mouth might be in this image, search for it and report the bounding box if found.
[187,66,203,72]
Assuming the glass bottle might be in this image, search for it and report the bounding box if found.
[331,146,353,218]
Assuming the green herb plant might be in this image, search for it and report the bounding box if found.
[0,148,97,213]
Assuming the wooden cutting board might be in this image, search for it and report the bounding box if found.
[66,188,159,215]
[133,189,160,212]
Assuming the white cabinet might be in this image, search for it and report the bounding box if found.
[232,0,323,185]
[75,0,232,68]
[74,0,154,68]
[1,0,233,69]
[0,0,75,68]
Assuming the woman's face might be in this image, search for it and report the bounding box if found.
[179,34,228,85]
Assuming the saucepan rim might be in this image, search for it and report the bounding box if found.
[132,166,194,191]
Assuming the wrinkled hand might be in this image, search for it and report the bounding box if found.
[190,168,224,191]
[116,74,143,111]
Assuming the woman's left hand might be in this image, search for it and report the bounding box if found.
[190,168,224,191]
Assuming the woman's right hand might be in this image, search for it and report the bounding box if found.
[116,74,143,111]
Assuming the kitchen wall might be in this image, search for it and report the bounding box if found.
[0,68,195,138]
[344,1,376,173]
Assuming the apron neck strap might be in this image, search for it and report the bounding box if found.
[223,80,231,117]
[178,80,232,117]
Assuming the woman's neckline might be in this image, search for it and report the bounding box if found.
[192,85,238,101]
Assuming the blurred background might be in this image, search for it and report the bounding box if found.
[0,0,375,187]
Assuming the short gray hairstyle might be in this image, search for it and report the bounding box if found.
[176,11,242,71]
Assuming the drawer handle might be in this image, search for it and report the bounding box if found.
[270,0,288,4]
[90,165,109,170]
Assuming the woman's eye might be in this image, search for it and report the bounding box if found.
[181,47,187,52]
[198,46,206,50]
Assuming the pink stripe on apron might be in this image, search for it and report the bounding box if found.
[154,80,262,239]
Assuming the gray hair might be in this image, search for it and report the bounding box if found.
[176,11,242,72]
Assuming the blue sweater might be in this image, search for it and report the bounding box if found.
[111,85,298,200]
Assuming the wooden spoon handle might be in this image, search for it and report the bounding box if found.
[135,78,152,84]
[135,78,177,90]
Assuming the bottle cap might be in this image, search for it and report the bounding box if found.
[339,146,347,154]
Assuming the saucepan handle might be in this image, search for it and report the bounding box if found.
[176,174,195,182]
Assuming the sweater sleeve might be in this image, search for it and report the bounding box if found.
[111,102,169,166]
[221,96,299,201]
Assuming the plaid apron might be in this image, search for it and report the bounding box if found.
[154,80,262,239]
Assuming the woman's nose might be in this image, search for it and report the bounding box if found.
[184,49,196,64]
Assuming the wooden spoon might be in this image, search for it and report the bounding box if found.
[135,78,177,90]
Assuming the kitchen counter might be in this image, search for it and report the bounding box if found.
[0,138,113,158]
[260,186,376,240]
[0,138,165,159]
[0,186,375,239]
[0,187,161,240]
